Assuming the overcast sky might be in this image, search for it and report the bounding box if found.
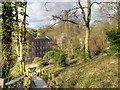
[26,0,119,29]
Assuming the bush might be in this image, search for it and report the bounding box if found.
[43,51,55,65]
[43,50,68,67]
[106,30,120,53]
[32,57,43,66]
[54,50,68,67]
[10,61,22,79]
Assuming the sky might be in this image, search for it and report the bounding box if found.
[27,2,78,29]
[0,0,101,29]
[0,0,117,28]
[25,0,119,29]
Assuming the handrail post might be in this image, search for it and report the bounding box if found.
[0,78,4,89]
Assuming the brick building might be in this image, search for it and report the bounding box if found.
[27,36,54,62]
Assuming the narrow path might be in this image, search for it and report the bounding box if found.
[30,73,49,89]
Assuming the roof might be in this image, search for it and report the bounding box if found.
[34,36,53,40]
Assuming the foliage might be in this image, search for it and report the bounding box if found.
[42,50,68,67]
[43,51,55,63]
[10,61,22,79]
[32,57,43,66]
[90,23,107,57]
[1,1,28,80]
[106,29,120,53]
[67,30,81,59]
[42,51,55,66]
[28,29,37,37]
[55,55,118,88]
[54,50,68,67]
[2,2,14,79]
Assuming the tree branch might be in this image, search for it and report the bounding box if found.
[87,0,91,27]
[44,0,50,11]
[46,20,62,29]
[78,0,87,23]
[52,15,78,25]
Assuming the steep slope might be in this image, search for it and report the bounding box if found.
[54,55,118,88]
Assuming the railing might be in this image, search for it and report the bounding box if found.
[5,75,25,86]
[0,74,31,88]
[38,69,58,89]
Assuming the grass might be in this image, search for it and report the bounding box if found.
[43,54,118,88]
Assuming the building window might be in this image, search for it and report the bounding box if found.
[32,55,34,59]
[37,53,39,56]
[43,46,45,49]
[40,47,41,49]
[32,42,34,45]
[32,48,34,52]
[37,41,39,45]
[37,47,39,50]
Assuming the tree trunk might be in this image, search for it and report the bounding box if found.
[19,33,23,72]
[78,0,91,60]
[14,1,22,72]
[19,1,27,73]
[84,26,90,60]
[22,1,27,73]
[2,2,13,80]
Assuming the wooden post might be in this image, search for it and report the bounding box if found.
[51,74,55,82]
[48,73,51,81]
[0,78,4,89]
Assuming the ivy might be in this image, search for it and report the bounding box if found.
[106,29,120,53]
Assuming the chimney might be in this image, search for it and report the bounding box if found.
[64,10,69,36]
[118,2,120,31]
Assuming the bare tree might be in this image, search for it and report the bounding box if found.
[78,0,92,60]
[99,2,120,30]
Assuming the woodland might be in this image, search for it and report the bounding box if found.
[0,0,119,88]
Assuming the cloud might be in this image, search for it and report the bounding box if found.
[27,0,120,2]
[27,0,118,29]
[27,0,77,2]
[27,2,76,28]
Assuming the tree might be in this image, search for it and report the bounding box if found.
[12,0,28,74]
[99,2,120,30]
[45,0,92,60]
[97,1,120,56]
[77,0,92,60]
[18,1,27,73]
[2,2,14,80]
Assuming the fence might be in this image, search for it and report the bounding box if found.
[0,75,26,89]
[39,69,58,88]
[5,75,25,86]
